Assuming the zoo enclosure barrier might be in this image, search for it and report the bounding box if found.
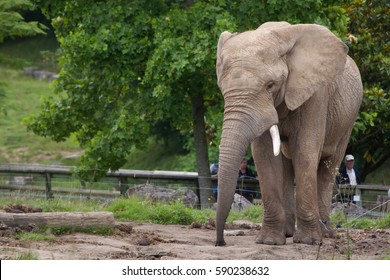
[0,163,389,213]
[0,163,260,206]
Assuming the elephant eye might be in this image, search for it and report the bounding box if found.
[266,82,274,91]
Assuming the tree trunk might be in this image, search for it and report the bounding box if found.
[0,212,115,228]
[191,92,213,209]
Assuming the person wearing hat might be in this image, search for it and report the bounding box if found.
[336,154,361,203]
[338,154,361,185]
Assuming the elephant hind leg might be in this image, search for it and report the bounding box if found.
[317,153,346,238]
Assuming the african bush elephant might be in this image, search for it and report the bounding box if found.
[215,22,363,246]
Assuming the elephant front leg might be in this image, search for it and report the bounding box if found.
[293,157,323,245]
[282,156,296,237]
[252,136,286,245]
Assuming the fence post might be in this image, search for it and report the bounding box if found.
[118,176,128,196]
[45,172,53,199]
[355,188,362,207]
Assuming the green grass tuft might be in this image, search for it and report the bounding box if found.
[16,232,56,242]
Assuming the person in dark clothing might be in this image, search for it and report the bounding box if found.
[237,157,256,201]
[238,157,256,179]
[336,154,361,203]
[338,154,361,185]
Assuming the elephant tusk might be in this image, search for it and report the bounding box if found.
[269,125,281,156]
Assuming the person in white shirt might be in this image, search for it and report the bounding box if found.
[338,154,360,185]
[336,154,361,203]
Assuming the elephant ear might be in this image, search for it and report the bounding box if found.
[216,31,235,84]
[274,24,348,111]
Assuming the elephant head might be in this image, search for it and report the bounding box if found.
[215,22,348,246]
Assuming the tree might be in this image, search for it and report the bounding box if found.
[0,0,46,43]
[27,0,349,207]
[0,0,46,114]
[345,0,390,181]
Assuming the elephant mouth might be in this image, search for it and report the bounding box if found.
[269,125,281,156]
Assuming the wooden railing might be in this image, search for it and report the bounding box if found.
[0,163,388,211]
[0,163,259,202]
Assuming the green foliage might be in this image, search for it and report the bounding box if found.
[346,0,390,180]
[0,0,46,43]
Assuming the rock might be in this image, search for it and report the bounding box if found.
[138,238,151,246]
[331,202,368,217]
[126,184,199,208]
[140,248,170,257]
[22,67,58,81]
[231,193,252,211]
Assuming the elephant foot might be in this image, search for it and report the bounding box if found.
[256,229,286,245]
[215,240,227,246]
[293,228,322,245]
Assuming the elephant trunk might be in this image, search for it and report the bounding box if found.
[215,125,250,246]
[215,115,281,246]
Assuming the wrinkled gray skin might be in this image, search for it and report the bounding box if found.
[215,22,363,246]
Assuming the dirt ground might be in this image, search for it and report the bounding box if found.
[1,219,389,260]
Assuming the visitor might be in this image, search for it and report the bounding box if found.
[337,154,361,203]
[237,157,256,202]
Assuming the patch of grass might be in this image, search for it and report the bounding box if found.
[0,195,107,213]
[0,67,81,164]
[226,205,263,223]
[150,201,195,225]
[107,197,215,225]
[107,197,202,224]
[331,210,390,229]
[107,197,262,225]
[107,197,152,221]
[16,232,56,242]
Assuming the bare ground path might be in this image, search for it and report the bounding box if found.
[0,221,389,260]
